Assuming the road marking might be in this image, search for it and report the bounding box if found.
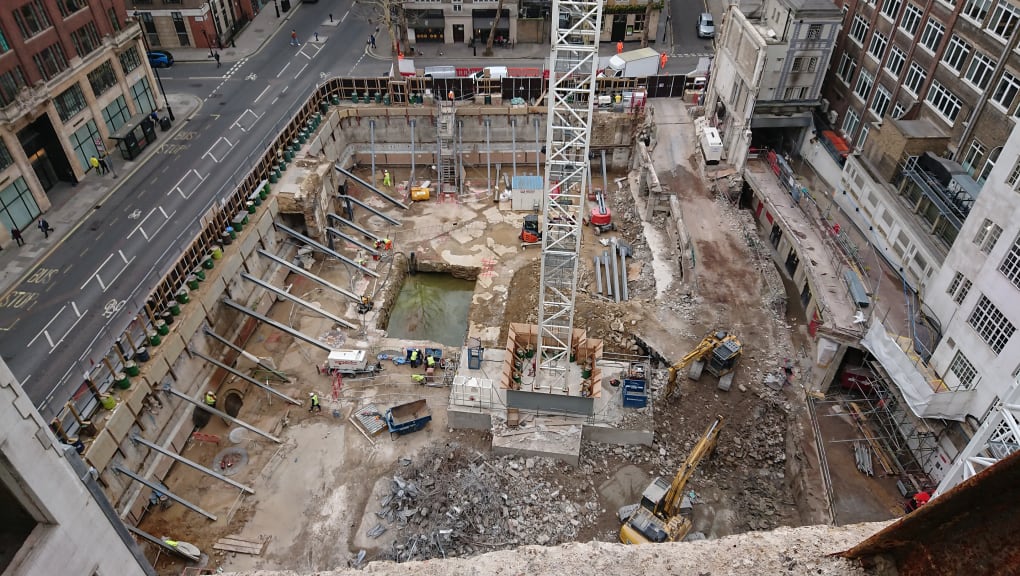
[169,169,207,199]
[127,206,176,241]
[27,302,88,352]
[231,109,263,133]
[341,10,349,22]
[27,268,59,284]
[203,137,235,163]
[80,250,134,292]
[277,62,291,78]
[101,298,126,319]
[254,85,271,103]
[246,73,259,81]
[294,63,308,78]
[0,290,39,310]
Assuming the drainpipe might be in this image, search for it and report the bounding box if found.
[954,30,1020,162]
[370,120,376,187]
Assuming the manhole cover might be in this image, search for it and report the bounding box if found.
[212,446,249,476]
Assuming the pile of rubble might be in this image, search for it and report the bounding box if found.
[373,443,600,563]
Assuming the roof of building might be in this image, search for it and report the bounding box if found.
[512,175,544,190]
[891,117,949,140]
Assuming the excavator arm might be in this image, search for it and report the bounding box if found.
[664,337,717,397]
[657,416,724,519]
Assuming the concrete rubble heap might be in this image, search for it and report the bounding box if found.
[373,442,601,562]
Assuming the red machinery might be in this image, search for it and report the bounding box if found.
[520,214,542,244]
[585,192,615,235]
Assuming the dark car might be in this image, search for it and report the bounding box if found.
[147,50,174,68]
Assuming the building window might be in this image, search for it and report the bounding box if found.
[784,86,809,99]
[901,4,923,35]
[892,101,906,118]
[0,26,10,53]
[807,24,823,39]
[170,12,190,46]
[0,177,42,234]
[926,80,962,121]
[949,351,979,389]
[979,147,1001,183]
[87,60,118,98]
[843,108,861,137]
[0,140,12,171]
[988,0,1020,40]
[953,276,973,304]
[882,0,904,18]
[107,8,123,32]
[633,14,645,33]
[962,140,986,175]
[71,22,103,57]
[962,0,993,22]
[0,66,28,107]
[102,95,131,134]
[943,35,971,72]
[14,0,52,39]
[69,120,102,172]
[452,3,462,11]
[993,71,1020,109]
[792,56,818,72]
[855,69,874,100]
[887,46,906,76]
[850,14,869,44]
[837,53,857,84]
[905,62,926,95]
[869,31,889,59]
[53,83,87,122]
[1007,158,1020,186]
[974,218,1003,253]
[58,0,88,18]
[131,77,156,115]
[999,233,1020,289]
[119,47,142,74]
[920,19,945,52]
[967,294,1015,354]
[947,271,965,297]
[872,84,892,117]
[965,51,995,90]
[32,43,70,82]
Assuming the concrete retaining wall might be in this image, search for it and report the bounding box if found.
[447,406,493,430]
[581,424,654,446]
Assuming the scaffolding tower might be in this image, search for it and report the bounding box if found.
[437,100,458,192]
[533,0,603,391]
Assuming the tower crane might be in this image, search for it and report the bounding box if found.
[532,0,604,390]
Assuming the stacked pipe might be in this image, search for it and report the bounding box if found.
[594,240,632,302]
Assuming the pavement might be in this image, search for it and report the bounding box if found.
[0,2,694,298]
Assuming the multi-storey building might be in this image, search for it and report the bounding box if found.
[823,0,1020,175]
[1,0,162,247]
[127,0,253,51]
[399,0,661,46]
[704,0,842,169]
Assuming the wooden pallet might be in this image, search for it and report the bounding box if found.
[213,534,268,556]
[354,403,387,435]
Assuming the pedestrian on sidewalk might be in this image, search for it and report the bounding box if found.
[290,30,299,46]
[89,155,101,174]
[11,228,24,247]
[98,155,110,175]
[214,52,221,67]
[38,219,53,239]
[617,41,623,54]
[370,34,376,49]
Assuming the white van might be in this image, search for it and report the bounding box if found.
[472,66,508,81]
[424,65,457,79]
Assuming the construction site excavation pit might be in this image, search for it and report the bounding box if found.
[385,272,475,347]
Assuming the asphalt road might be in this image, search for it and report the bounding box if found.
[0,4,376,419]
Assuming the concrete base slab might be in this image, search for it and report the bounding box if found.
[491,418,583,467]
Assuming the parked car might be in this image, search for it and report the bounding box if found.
[147,51,174,68]
[697,13,715,39]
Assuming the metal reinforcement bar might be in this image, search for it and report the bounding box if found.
[189,346,303,406]
[257,249,361,303]
[240,272,356,330]
[325,227,379,254]
[113,466,217,520]
[274,223,380,278]
[163,385,282,443]
[338,194,403,226]
[203,328,290,383]
[335,165,409,209]
[327,213,381,242]
[130,435,255,494]
[594,255,603,294]
[222,298,331,354]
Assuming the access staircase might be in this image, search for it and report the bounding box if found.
[437,101,458,193]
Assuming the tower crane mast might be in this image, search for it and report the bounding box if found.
[534,0,603,390]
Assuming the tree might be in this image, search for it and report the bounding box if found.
[353,0,406,76]
[483,0,506,57]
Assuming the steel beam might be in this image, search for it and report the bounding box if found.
[257,249,361,303]
[125,525,200,560]
[337,194,403,226]
[203,328,290,383]
[163,384,282,443]
[113,465,216,520]
[326,213,382,242]
[189,346,302,405]
[326,227,379,254]
[240,272,356,329]
[274,223,379,277]
[335,165,409,209]
[222,298,331,354]
[130,435,255,494]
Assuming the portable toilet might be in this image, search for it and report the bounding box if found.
[510,175,544,211]
[700,127,723,165]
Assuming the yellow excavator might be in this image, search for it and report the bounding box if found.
[664,331,742,397]
[619,416,724,544]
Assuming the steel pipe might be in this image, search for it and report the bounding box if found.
[131,435,255,494]
[163,384,282,443]
[257,249,361,303]
[334,165,408,209]
[114,466,216,520]
[190,344,303,405]
[222,298,331,354]
[274,223,379,277]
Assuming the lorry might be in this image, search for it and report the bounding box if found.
[601,48,660,79]
[325,349,383,376]
[384,399,432,438]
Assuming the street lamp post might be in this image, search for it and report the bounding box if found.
[135,12,175,121]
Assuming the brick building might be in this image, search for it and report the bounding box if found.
[127,0,254,51]
[0,0,162,245]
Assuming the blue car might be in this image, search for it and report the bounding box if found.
[147,51,174,68]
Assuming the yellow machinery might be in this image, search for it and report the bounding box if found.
[410,180,432,201]
[619,416,724,544]
[664,331,742,397]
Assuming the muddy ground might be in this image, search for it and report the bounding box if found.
[137,100,898,575]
